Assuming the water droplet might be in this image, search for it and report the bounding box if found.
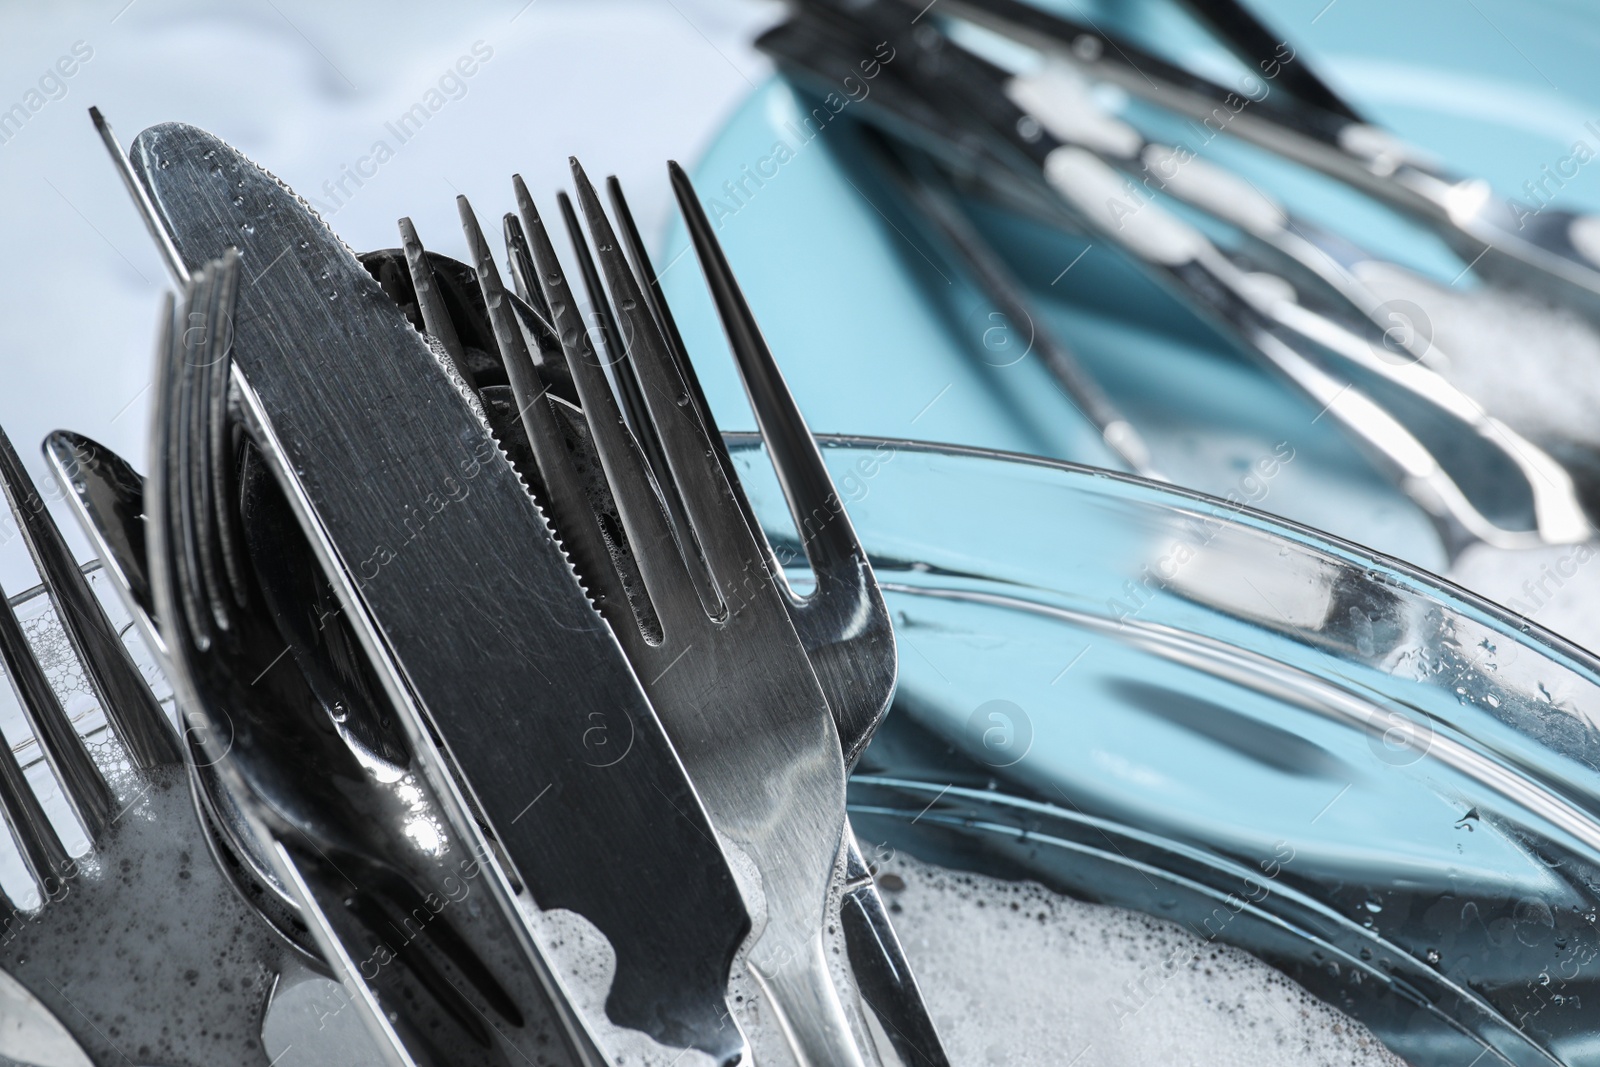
[232,196,244,208]
[239,222,254,235]
[1425,948,1440,965]
[1364,898,1383,914]
[330,703,347,724]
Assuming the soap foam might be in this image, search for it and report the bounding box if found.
[1350,264,1600,653]
[510,847,1405,1067]
[1356,262,1600,455]
[876,852,1404,1067]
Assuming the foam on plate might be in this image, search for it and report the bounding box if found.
[513,850,1406,1067]
[874,852,1404,1067]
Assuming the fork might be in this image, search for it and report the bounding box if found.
[458,162,871,1066]
[0,421,300,1066]
[505,165,946,1064]
[650,161,952,1067]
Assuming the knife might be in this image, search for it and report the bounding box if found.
[121,121,751,1064]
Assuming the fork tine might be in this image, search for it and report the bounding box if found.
[185,258,234,637]
[0,424,180,769]
[0,575,112,843]
[606,174,738,489]
[458,196,629,618]
[148,286,200,657]
[604,175,685,376]
[555,190,720,611]
[204,250,251,614]
[605,174,777,584]
[667,161,860,579]
[514,175,705,627]
[502,212,553,323]
[168,273,217,653]
[399,217,475,389]
[0,705,70,901]
[502,213,581,405]
[554,192,642,440]
[568,160,764,601]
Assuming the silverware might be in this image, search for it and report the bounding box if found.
[760,6,1591,560]
[1174,0,1359,122]
[502,159,870,1065]
[662,161,952,1067]
[387,169,948,1063]
[968,54,1592,549]
[124,118,753,1064]
[0,420,302,1067]
[867,135,1161,479]
[146,250,615,1067]
[0,426,180,771]
[43,429,316,957]
[925,0,1600,318]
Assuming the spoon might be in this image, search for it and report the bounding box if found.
[44,429,315,953]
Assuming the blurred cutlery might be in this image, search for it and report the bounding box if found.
[924,0,1600,318]
[761,6,1591,560]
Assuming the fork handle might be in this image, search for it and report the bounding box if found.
[754,929,876,1067]
[841,835,951,1067]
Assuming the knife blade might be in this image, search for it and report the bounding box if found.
[127,122,751,1064]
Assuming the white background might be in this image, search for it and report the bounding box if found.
[0,0,781,595]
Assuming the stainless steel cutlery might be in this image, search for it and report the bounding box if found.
[40,108,948,1066]
[0,0,1593,1055]
[762,1,1596,560]
[0,421,303,1067]
[124,120,753,1065]
[1,1,1597,1061]
[928,0,1600,318]
[664,160,949,1067]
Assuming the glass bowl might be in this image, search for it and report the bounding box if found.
[726,434,1600,1067]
